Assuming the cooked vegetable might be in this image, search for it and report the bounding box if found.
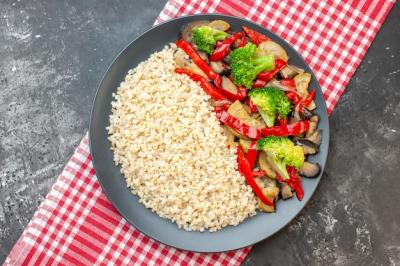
[258,151,276,179]
[192,25,228,54]
[242,26,269,45]
[261,120,310,137]
[299,161,321,178]
[248,87,291,127]
[254,59,287,87]
[180,20,209,43]
[294,139,319,155]
[216,110,262,139]
[256,41,289,61]
[257,136,304,179]
[280,182,293,199]
[227,100,265,129]
[220,76,247,101]
[208,20,231,31]
[209,61,227,74]
[278,166,304,200]
[280,65,304,79]
[174,49,208,78]
[210,32,244,61]
[307,130,322,145]
[246,140,258,169]
[237,145,274,206]
[230,43,275,89]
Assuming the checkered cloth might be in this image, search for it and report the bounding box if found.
[5,0,394,265]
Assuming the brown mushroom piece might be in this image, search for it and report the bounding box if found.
[280,182,293,199]
[223,125,236,148]
[299,162,321,178]
[208,20,230,31]
[256,41,289,61]
[174,49,208,79]
[210,61,230,75]
[180,20,209,43]
[280,65,304,79]
[306,115,319,137]
[307,130,322,146]
[294,139,319,155]
[294,72,316,110]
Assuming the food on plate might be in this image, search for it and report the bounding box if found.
[108,20,323,231]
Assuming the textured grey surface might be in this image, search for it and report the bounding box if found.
[0,0,399,265]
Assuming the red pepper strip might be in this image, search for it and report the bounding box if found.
[209,32,244,61]
[252,170,266,177]
[220,85,247,101]
[277,117,288,126]
[215,110,262,139]
[285,91,302,105]
[237,33,247,47]
[246,140,258,169]
[245,97,258,113]
[252,79,267,88]
[175,68,226,101]
[280,79,296,91]
[214,104,230,112]
[256,59,287,82]
[277,167,304,200]
[242,26,270,45]
[237,146,273,206]
[261,120,310,137]
[302,88,316,107]
[176,39,218,81]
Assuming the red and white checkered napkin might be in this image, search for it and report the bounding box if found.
[5,0,394,265]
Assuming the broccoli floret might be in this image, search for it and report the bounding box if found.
[192,26,228,54]
[230,43,275,89]
[257,136,304,179]
[248,87,291,127]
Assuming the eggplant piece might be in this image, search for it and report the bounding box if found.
[180,20,209,43]
[208,20,230,31]
[307,130,322,146]
[174,49,208,79]
[294,72,311,98]
[310,115,319,123]
[306,121,318,137]
[255,177,279,213]
[222,55,231,65]
[256,41,289,61]
[221,76,238,95]
[280,65,304,79]
[227,100,265,129]
[223,125,236,148]
[300,108,314,120]
[266,79,291,91]
[280,182,293,199]
[239,139,251,153]
[299,162,321,178]
[210,61,225,74]
[258,151,277,179]
[295,139,319,155]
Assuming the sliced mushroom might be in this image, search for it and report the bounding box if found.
[280,182,293,199]
[221,76,238,94]
[307,130,322,146]
[294,139,319,155]
[306,118,318,137]
[180,20,209,43]
[256,41,289,61]
[299,162,321,178]
[294,72,311,98]
[289,106,302,123]
[255,177,279,213]
[208,20,230,31]
[174,49,208,79]
[258,151,277,179]
[280,65,304,79]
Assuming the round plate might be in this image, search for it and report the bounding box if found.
[89,14,329,252]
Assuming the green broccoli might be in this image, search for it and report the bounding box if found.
[230,43,275,89]
[248,87,291,127]
[257,136,304,179]
[192,26,228,54]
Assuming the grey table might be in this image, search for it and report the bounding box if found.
[0,1,399,265]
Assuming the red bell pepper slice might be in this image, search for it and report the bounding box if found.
[302,88,316,107]
[256,59,287,82]
[176,39,220,86]
[215,110,262,139]
[210,32,244,61]
[175,68,226,101]
[280,79,296,91]
[285,91,302,105]
[246,140,258,169]
[261,120,310,137]
[277,117,288,126]
[277,167,304,200]
[242,26,269,45]
[252,79,267,88]
[252,170,266,177]
[237,146,273,206]
[219,85,247,101]
[237,33,247,47]
[245,97,258,113]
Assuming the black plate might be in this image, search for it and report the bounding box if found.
[89,14,329,252]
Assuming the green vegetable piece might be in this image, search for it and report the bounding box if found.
[192,26,228,54]
[248,87,291,127]
[230,43,275,89]
[257,136,304,179]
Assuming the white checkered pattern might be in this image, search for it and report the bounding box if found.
[5,0,395,265]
